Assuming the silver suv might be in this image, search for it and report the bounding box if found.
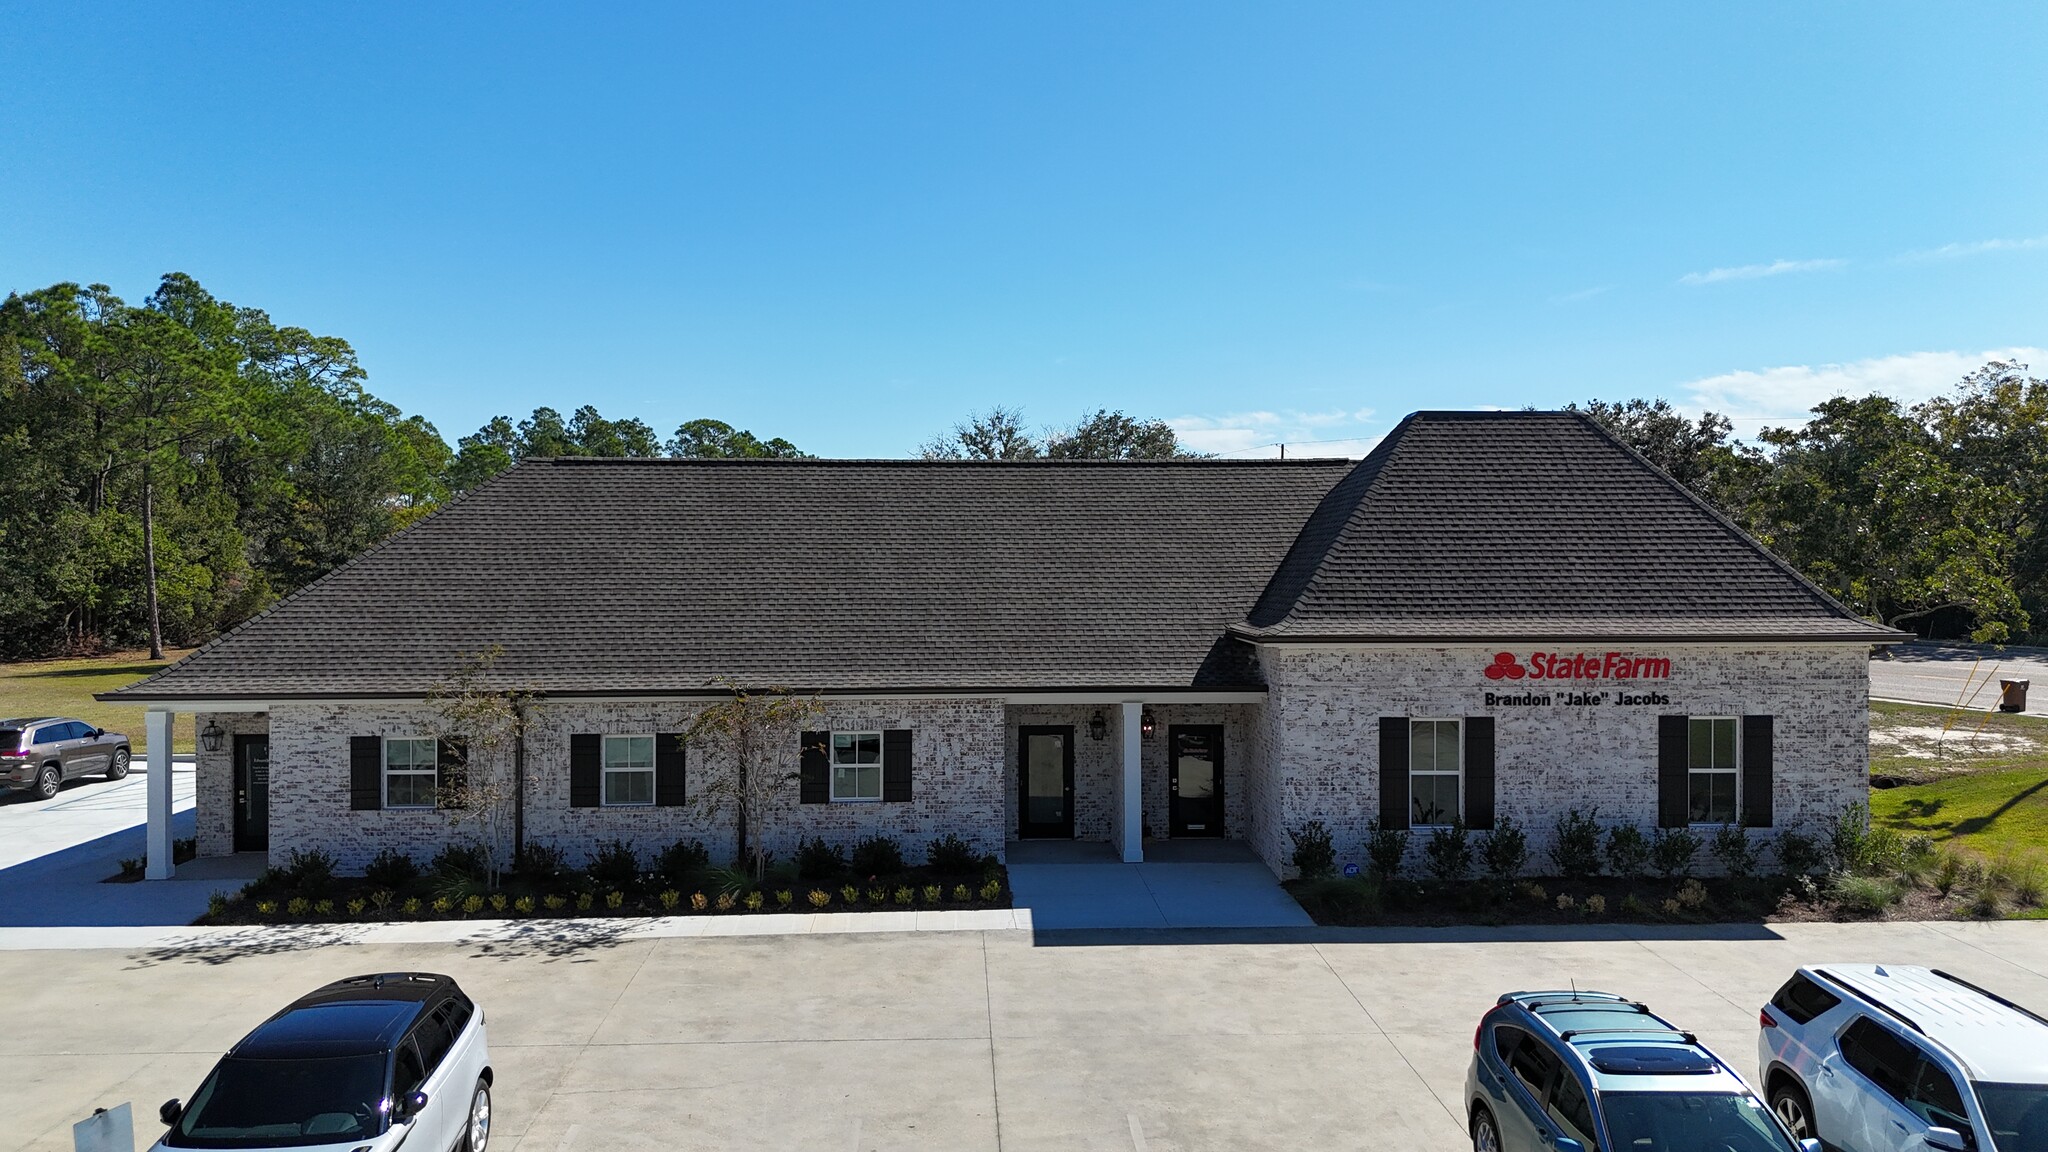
[0,717,132,800]
[1760,965,2048,1152]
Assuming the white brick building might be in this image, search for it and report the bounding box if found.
[111,412,1901,882]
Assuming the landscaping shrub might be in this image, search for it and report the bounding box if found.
[1295,877,1381,921]
[1290,819,1337,878]
[745,891,765,911]
[1829,802,1877,872]
[1548,809,1602,880]
[654,838,709,885]
[1365,817,1407,880]
[1774,830,1823,878]
[925,833,979,874]
[1603,825,1650,880]
[798,836,846,881]
[850,835,906,877]
[840,884,860,905]
[1832,872,1901,916]
[1709,823,1759,879]
[431,843,490,882]
[1931,848,1972,898]
[280,848,338,893]
[1650,826,1700,879]
[586,839,640,890]
[1478,814,1528,882]
[1424,819,1470,882]
[513,841,568,879]
[807,889,831,908]
[364,849,419,890]
[921,884,941,904]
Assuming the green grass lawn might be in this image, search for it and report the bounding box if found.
[1869,700,2048,863]
[0,649,196,753]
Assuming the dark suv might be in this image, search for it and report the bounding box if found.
[0,716,131,800]
[153,972,492,1152]
[1468,988,1818,1152]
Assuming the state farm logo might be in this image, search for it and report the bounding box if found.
[1484,650,1672,680]
[1484,652,1527,680]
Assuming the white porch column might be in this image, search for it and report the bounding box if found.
[144,709,176,879]
[1120,700,1144,863]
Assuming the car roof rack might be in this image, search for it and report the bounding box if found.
[1813,967,1926,1035]
[1933,970,2048,1029]
[1558,1027,1698,1044]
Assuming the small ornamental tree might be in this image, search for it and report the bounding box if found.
[685,678,822,879]
[427,645,537,890]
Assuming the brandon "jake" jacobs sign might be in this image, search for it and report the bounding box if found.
[1481,650,1672,708]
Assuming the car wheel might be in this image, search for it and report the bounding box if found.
[1770,1080,1816,1144]
[33,764,60,800]
[106,748,130,781]
[1471,1106,1502,1152]
[459,1078,491,1152]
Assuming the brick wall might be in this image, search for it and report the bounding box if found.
[193,712,269,858]
[262,697,1007,874]
[1249,643,1871,877]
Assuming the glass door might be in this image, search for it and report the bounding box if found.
[1169,725,1224,837]
[1017,726,1074,838]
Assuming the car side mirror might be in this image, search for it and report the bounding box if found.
[159,1099,183,1126]
[1554,1139,1585,1152]
[1925,1128,1969,1152]
[92,728,104,738]
[1799,1140,1822,1152]
[394,1090,429,1121]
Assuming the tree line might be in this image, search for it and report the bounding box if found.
[5,272,2041,659]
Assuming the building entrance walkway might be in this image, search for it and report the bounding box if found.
[1005,839,1312,930]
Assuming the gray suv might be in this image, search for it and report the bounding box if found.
[1,717,132,800]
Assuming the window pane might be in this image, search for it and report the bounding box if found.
[1436,721,1460,770]
[1412,773,1459,826]
[1410,721,1435,774]
[833,764,858,798]
[1689,719,1712,769]
[1713,719,1737,769]
[1714,774,1737,822]
[389,772,433,808]
[1690,771,1736,824]
[856,733,881,764]
[606,735,653,770]
[832,733,856,763]
[605,769,653,805]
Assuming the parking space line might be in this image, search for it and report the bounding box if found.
[1127,1113,1149,1151]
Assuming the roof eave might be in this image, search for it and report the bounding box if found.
[1229,623,1910,645]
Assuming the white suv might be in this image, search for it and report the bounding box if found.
[1758,964,2048,1152]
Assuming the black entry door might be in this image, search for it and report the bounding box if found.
[1017,726,1075,838]
[1169,725,1225,837]
[233,734,269,852]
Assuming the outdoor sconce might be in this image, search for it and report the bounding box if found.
[1140,709,1156,740]
[199,720,226,754]
[1087,711,1107,741]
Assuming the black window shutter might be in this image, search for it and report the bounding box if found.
[656,733,687,807]
[882,729,912,802]
[1742,715,1774,828]
[569,734,601,808]
[799,731,829,804]
[1657,715,1689,828]
[1464,716,1496,831]
[350,736,382,810]
[1378,718,1410,830]
[436,737,468,809]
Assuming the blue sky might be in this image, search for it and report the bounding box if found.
[5,4,2044,458]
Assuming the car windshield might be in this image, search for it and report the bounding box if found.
[1599,1091,1796,1152]
[1972,1082,2048,1152]
[168,1055,389,1148]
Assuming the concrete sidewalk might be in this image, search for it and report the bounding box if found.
[1007,840,1313,929]
[0,762,259,928]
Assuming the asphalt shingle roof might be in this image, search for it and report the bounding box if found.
[108,411,1897,703]
[1237,410,1902,643]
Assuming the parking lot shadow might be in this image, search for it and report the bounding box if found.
[464,917,639,962]
[1029,921,1788,947]
[125,923,368,967]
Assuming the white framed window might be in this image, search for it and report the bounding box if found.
[603,734,656,806]
[1688,716,1739,824]
[384,736,438,809]
[830,731,883,802]
[1409,718,1461,827]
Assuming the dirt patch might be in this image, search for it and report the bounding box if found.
[1869,718,2041,762]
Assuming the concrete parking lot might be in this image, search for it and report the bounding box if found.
[4,920,2045,1152]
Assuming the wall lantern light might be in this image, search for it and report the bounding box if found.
[1140,709,1156,740]
[199,720,226,754]
[1087,711,1107,741]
